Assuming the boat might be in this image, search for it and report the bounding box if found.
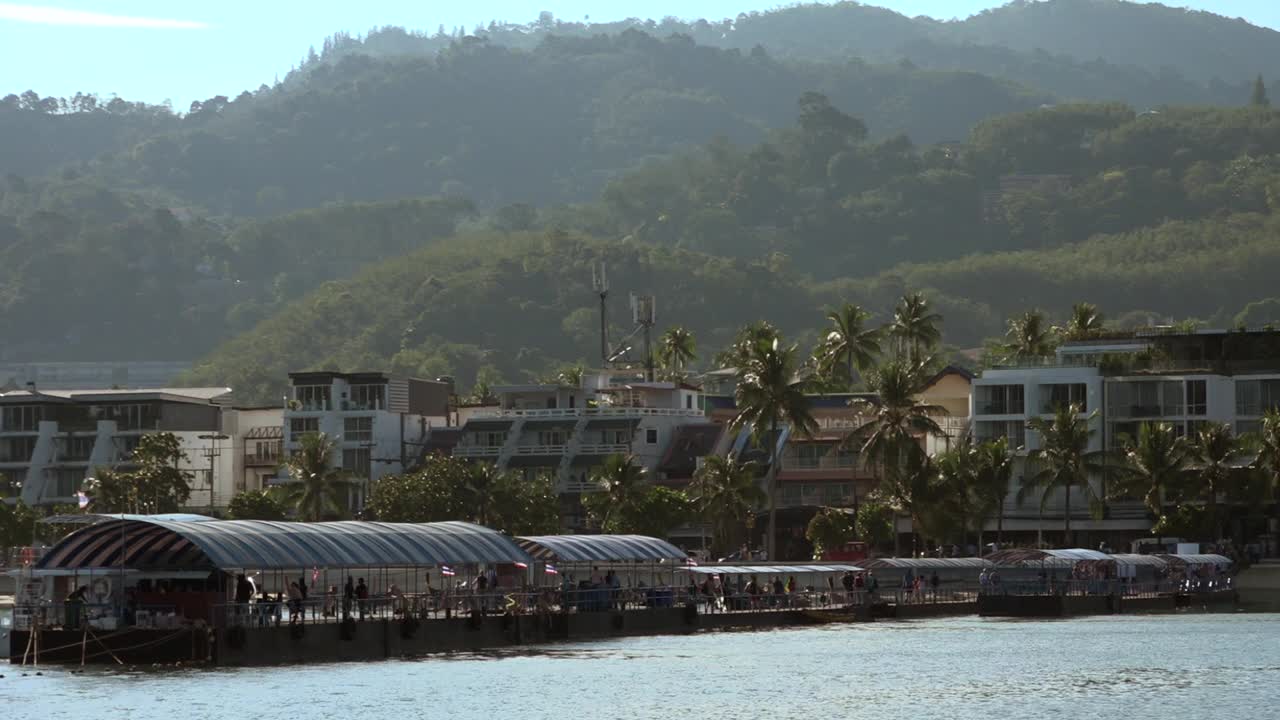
[801,607,865,624]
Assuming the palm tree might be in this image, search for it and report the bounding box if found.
[1020,404,1108,547]
[283,432,349,522]
[935,434,978,551]
[1057,302,1105,341]
[1188,422,1247,542]
[846,358,945,555]
[973,437,1015,551]
[731,334,817,560]
[657,326,697,378]
[689,454,764,557]
[1115,422,1190,549]
[890,292,941,364]
[461,462,506,526]
[714,320,780,369]
[879,445,939,556]
[815,303,882,390]
[590,454,648,532]
[1250,409,1280,537]
[1002,310,1056,361]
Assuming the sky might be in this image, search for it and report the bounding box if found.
[2,1,1279,108]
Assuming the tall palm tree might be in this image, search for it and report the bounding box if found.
[1188,422,1247,542]
[1250,409,1280,537]
[284,432,349,522]
[1002,310,1056,361]
[689,454,764,557]
[714,320,780,369]
[890,292,942,364]
[846,358,945,555]
[935,434,978,551]
[657,326,697,377]
[815,303,882,390]
[1057,302,1105,341]
[1020,404,1108,547]
[879,445,939,556]
[973,437,1015,551]
[731,335,817,560]
[590,454,648,532]
[1115,422,1190,549]
[461,462,506,526]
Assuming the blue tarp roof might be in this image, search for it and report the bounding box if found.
[517,534,688,563]
[38,518,533,571]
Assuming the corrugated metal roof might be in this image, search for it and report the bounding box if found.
[1157,553,1234,568]
[681,563,864,575]
[517,534,687,563]
[859,557,993,570]
[38,518,532,571]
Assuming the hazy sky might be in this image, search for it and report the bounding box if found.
[3,1,1278,108]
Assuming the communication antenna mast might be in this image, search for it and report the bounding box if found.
[631,294,657,381]
[592,262,609,367]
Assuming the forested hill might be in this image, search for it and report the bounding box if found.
[2,32,1044,216]
[312,0,1272,107]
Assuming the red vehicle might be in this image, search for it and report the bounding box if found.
[821,541,869,562]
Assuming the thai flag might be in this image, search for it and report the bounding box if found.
[514,561,529,569]
[685,557,699,567]
[76,491,89,509]
[544,564,559,575]
[441,565,456,577]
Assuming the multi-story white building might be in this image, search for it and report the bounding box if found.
[971,328,1280,545]
[449,370,707,529]
[281,372,450,511]
[0,386,281,510]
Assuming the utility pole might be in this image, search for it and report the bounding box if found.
[592,262,609,367]
[198,433,230,510]
[631,294,656,381]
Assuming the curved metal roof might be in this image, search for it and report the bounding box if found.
[38,518,533,571]
[517,534,687,563]
[859,557,993,570]
[1157,553,1234,568]
[987,548,1112,566]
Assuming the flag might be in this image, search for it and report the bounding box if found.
[441,565,456,577]
[311,566,320,583]
[76,491,89,509]
[685,557,699,567]
[514,561,529,569]
[544,564,559,575]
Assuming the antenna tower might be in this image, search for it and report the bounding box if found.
[592,262,609,367]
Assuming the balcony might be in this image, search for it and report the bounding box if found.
[512,445,567,456]
[453,445,502,458]
[780,492,857,508]
[576,443,630,456]
[781,455,857,472]
[244,452,281,468]
[472,406,703,420]
[1112,404,1183,419]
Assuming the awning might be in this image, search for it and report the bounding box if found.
[987,548,1112,566]
[517,534,687,563]
[38,518,533,571]
[680,563,864,575]
[1157,553,1234,569]
[858,557,993,570]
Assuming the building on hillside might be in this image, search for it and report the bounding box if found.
[970,328,1280,548]
[0,386,281,510]
[446,370,706,530]
[280,372,451,513]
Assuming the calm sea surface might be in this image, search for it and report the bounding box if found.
[5,614,1278,720]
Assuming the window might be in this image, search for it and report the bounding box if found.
[608,429,629,445]
[789,444,829,469]
[0,436,37,463]
[483,431,506,447]
[1235,379,1280,416]
[975,385,1024,415]
[1185,380,1207,416]
[58,436,95,462]
[974,420,1025,448]
[290,417,319,439]
[1,405,43,432]
[1108,380,1182,418]
[686,395,694,409]
[646,428,659,444]
[538,430,566,446]
[294,385,331,411]
[342,448,371,479]
[343,416,373,443]
[54,469,83,498]
[1237,419,1262,437]
[101,404,156,431]
[1041,383,1087,413]
[348,384,385,411]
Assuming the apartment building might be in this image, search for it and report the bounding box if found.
[970,328,1280,544]
[281,372,450,511]
[0,386,281,509]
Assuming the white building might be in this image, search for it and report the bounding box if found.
[450,370,708,529]
[0,386,281,510]
[970,328,1280,544]
[281,372,450,511]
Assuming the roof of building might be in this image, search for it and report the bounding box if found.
[923,365,976,386]
[244,426,284,440]
[0,387,232,405]
[37,518,533,571]
[858,557,993,570]
[681,563,865,575]
[516,534,688,563]
[658,423,724,478]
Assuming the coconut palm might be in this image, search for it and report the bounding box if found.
[1188,422,1248,542]
[657,326,697,376]
[935,434,979,550]
[1019,404,1108,546]
[689,454,764,557]
[879,445,940,556]
[714,320,780,369]
[589,454,648,531]
[815,303,883,390]
[846,358,945,555]
[973,437,1015,551]
[283,432,350,522]
[461,462,506,526]
[1057,302,1105,341]
[1002,310,1056,361]
[731,334,818,559]
[1250,409,1280,536]
[890,292,942,364]
[1115,422,1190,549]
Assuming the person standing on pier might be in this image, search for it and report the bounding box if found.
[343,576,355,619]
[356,578,369,620]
